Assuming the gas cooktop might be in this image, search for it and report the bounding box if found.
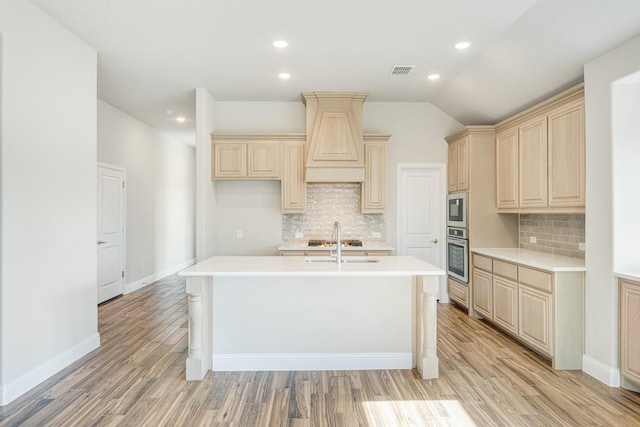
[308,239,363,247]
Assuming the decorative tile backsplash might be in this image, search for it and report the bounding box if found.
[519,214,585,258]
[282,184,386,243]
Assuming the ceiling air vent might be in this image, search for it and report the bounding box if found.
[390,65,415,76]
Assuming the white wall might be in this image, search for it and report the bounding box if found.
[210,101,461,255]
[0,0,98,405]
[195,88,217,260]
[97,100,196,288]
[583,34,640,386]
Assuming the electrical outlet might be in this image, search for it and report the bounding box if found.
[530,236,537,244]
[295,232,303,239]
[236,230,243,239]
[579,242,586,251]
[372,232,381,238]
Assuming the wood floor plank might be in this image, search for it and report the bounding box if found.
[1,274,639,427]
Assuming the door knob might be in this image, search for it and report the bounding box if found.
[97,240,107,245]
[430,238,438,244]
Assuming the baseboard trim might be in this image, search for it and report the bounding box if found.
[212,352,412,371]
[582,355,620,387]
[125,258,196,294]
[0,333,100,406]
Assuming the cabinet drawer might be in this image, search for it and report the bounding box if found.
[448,277,468,308]
[473,254,493,272]
[518,266,552,293]
[493,260,518,281]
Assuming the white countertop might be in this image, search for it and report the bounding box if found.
[615,272,640,282]
[278,243,395,252]
[179,255,444,277]
[471,248,586,272]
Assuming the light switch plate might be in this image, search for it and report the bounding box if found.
[530,236,537,244]
[295,232,303,239]
[372,232,381,238]
[236,230,243,239]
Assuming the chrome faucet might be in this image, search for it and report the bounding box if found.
[331,221,342,264]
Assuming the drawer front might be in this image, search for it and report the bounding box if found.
[473,254,493,272]
[518,266,552,293]
[448,277,468,308]
[493,260,518,281]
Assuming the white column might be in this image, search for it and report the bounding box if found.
[419,275,440,379]
[186,276,211,380]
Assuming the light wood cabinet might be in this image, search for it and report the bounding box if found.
[495,84,585,213]
[361,137,387,213]
[281,141,306,213]
[493,275,518,336]
[518,116,548,209]
[469,250,584,370]
[213,143,246,179]
[548,100,585,207]
[447,136,469,193]
[518,284,552,356]
[496,128,519,210]
[472,254,493,319]
[620,278,640,392]
[448,277,469,309]
[212,138,280,180]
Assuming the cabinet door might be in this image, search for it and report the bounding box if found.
[448,142,458,193]
[473,269,493,319]
[248,142,280,179]
[620,279,640,387]
[496,128,519,210]
[448,277,469,309]
[361,142,386,213]
[519,117,548,208]
[213,143,246,179]
[493,276,518,335]
[281,141,306,213]
[519,285,552,356]
[456,137,469,191]
[548,100,585,208]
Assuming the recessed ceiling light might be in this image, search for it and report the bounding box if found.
[427,74,440,81]
[278,72,291,79]
[455,41,471,50]
[176,116,186,122]
[273,40,288,48]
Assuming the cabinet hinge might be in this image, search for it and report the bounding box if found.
[122,181,125,189]
[121,271,125,278]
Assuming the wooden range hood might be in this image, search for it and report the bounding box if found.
[302,92,367,182]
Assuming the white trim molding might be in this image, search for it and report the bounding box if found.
[582,355,621,387]
[125,258,196,294]
[1,333,100,406]
[212,353,412,371]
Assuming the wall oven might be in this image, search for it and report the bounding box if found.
[447,192,467,228]
[447,227,468,283]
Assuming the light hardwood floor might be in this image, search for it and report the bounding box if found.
[1,274,639,426]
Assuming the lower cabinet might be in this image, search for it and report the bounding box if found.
[518,285,552,356]
[493,275,518,336]
[469,251,584,370]
[472,269,493,319]
[620,278,640,392]
[448,277,469,309]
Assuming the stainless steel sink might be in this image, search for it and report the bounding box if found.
[304,256,379,263]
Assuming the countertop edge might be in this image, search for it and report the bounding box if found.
[615,272,640,282]
[470,248,586,272]
[278,245,395,251]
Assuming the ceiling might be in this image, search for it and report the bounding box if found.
[28,0,640,144]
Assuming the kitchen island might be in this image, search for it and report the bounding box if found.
[179,256,444,380]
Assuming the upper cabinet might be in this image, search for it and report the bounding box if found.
[212,136,281,180]
[281,139,306,213]
[447,135,469,193]
[361,135,389,214]
[495,84,585,213]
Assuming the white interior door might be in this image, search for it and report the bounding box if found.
[397,164,447,302]
[97,165,125,304]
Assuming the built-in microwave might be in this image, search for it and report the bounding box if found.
[447,192,467,228]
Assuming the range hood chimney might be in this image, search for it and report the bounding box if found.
[302,92,368,182]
